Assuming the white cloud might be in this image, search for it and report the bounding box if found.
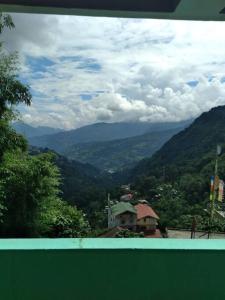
[3,13,225,129]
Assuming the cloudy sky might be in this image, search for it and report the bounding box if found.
[3,13,225,129]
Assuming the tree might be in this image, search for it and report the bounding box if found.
[153,184,187,228]
[0,149,91,237]
[0,119,27,161]
[133,175,159,200]
[0,13,31,119]
[0,14,32,233]
[0,13,30,160]
[0,151,61,236]
[179,174,207,205]
[40,199,90,238]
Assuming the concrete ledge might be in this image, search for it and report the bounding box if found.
[1,238,225,250]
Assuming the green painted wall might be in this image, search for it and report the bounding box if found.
[0,238,225,300]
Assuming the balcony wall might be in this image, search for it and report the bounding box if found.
[1,238,225,300]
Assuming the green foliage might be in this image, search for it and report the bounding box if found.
[133,176,159,199]
[0,51,31,117]
[132,106,225,180]
[39,199,90,238]
[152,184,187,228]
[0,13,14,34]
[0,119,27,160]
[176,214,206,231]
[63,128,181,171]
[0,150,91,237]
[179,174,208,205]
[0,151,61,236]
[129,106,225,231]
[0,14,31,119]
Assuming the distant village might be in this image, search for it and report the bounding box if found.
[100,185,164,238]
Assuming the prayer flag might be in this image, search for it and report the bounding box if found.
[210,176,214,201]
[218,180,224,202]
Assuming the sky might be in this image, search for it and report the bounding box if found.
[3,13,225,129]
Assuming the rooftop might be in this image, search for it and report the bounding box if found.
[135,203,159,220]
[111,202,136,217]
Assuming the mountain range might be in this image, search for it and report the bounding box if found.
[28,120,192,151]
[131,105,225,180]
[25,120,192,171]
[12,122,64,139]
[63,127,184,171]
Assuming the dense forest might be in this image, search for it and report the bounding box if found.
[63,127,182,171]
[130,106,225,232]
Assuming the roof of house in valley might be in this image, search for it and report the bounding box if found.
[135,203,159,220]
[111,202,136,217]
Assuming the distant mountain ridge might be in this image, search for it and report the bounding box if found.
[28,120,192,154]
[131,105,225,179]
[63,127,185,171]
[12,122,64,139]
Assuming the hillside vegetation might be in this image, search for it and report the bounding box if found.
[63,127,183,171]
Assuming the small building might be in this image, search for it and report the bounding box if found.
[135,203,159,232]
[120,193,133,202]
[108,202,137,230]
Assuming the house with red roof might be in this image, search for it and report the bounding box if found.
[106,196,161,237]
[135,203,159,232]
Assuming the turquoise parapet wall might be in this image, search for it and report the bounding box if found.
[1,238,225,300]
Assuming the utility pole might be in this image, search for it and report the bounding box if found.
[107,193,111,228]
[208,145,221,239]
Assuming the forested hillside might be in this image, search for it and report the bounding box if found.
[129,106,225,231]
[63,127,183,171]
[132,106,225,179]
[30,147,111,228]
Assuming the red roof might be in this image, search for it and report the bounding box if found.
[135,203,159,220]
